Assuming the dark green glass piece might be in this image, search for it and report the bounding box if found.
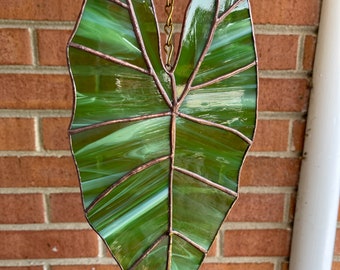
[180,67,257,139]
[193,0,256,86]
[174,0,217,88]
[72,0,146,68]
[134,236,169,270]
[71,117,171,208]
[69,46,169,129]
[67,0,257,269]
[171,235,205,270]
[173,171,235,250]
[87,160,169,269]
[175,117,248,191]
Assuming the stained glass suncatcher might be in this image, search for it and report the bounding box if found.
[67,0,258,269]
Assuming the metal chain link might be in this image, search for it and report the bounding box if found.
[164,0,175,69]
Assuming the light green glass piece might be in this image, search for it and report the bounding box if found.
[67,0,257,269]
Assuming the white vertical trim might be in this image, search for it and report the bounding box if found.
[289,0,340,268]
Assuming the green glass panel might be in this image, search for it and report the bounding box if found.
[174,0,216,89]
[72,0,146,69]
[175,117,248,191]
[69,47,169,129]
[171,235,205,270]
[180,67,257,139]
[130,0,172,99]
[134,236,169,270]
[173,171,235,250]
[193,0,256,86]
[87,160,169,269]
[71,116,170,208]
[68,0,257,268]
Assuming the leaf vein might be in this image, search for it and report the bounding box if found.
[69,112,172,134]
[190,61,256,91]
[178,113,253,145]
[69,42,150,75]
[217,0,245,24]
[126,0,172,108]
[129,234,168,270]
[85,155,171,213]
[107,0,129,9]
[174,166,238,198]
[172,230,207,254]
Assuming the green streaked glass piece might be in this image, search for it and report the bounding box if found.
[69,46,169,129]
[67,0,257,269]
[87,160,169,269]
[173,171,235,250]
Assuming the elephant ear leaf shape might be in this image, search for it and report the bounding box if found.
[67,0,257,269]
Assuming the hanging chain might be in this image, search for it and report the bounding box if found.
[164,0,175,69]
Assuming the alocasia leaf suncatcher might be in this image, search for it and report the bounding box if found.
[67,0,258,269]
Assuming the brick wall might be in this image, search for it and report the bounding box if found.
[0,0,336,269]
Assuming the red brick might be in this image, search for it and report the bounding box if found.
[303,35,317,70]
[333,262,340,270]
[228,193,285,222]
[0,268,43,270]
[256,35,299,70]
[292,120,306,152]
[251,120,290,151]
[0,28,32,65]
[241,157,301,187]
[51,266,119,270]
[0,157,78,187]
[251,0,321,25]
[37,30,72,66]
[0,230,98,259]
[282,262,289,270]
[289,193,297,223]
[334,229,340,256]
[258,78,310,112]
[201,263,274,270]
[0,194,44,224]
[0,0,83,21]
[42,118,70,151]
[207,238,217,257]
[49,193,86,223]
[224,229,291,256]
[0,74,73,109]
[0,118,35,151]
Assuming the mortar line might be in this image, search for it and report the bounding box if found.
[239,186,296,194]
[0,187,80,194]
[43,193,51,224]
[254,25,317,35]
[217,230,223,258]
[258,111,306,120]
[0,109,71,117]
[282,192,292,224]
[43,264,50,270]
[222,222,292,230]
[34,116,43,152]
[0,66,69,74]
[296,34,306,71]
[259,70,310,79]
[0,20,75,29]
[203,256,285,264]
[28,27,39,67]
[247,151,301,158]
[0,150,71,157]
[0,223,91,231]
[0,258,116,266]
[287,118,294,152]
